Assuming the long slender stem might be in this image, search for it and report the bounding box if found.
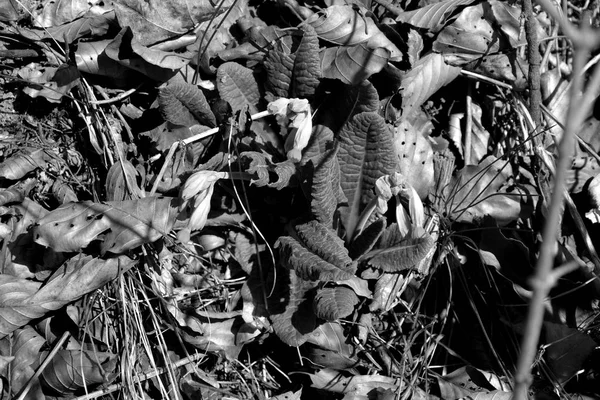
[513,43,589,400]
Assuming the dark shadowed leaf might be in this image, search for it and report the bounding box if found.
[320,44,390,85]
[270,269,318,347]
[349,218,386,260]
[159,82,216,127]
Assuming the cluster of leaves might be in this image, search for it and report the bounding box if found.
[0,0,600,399]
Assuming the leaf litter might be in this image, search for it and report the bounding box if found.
[0,0,600,398]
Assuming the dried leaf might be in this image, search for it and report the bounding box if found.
[0,255,135,338]
[307,5,402,60]
[241,152,297,189]
[75,39,132,78]
[9,327,45,398]
[33,197,179,254]
[395,0,478,33]
[105,160,144,201]
[0,149,53,180]
[40,349,117,394]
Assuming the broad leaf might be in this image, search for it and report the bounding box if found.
[0,255,135,338]
[9,327,45,398]
[75,39,133,78]
[313,286,358,321]
[399,52,461,122]
[307,5,402,60]
[337,112,396,240]
[41,349,117,394]
[158,82,216,127]
[33,197,179,254]
[320,44,390,85]
[112,0,229,46]
[264,49,293,100]
[105,28,190,82]
[321,81,380,134]
[395,0,478,33]
[365,225,435,272]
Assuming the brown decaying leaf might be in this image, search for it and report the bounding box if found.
[0,255,135,338]
[40,349,117,394]
[33,197,179,254]
[307,5,402,61]
[8,327,45,398]
[320,44,390,85]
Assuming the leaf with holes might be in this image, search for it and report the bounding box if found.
[307,5,402,61]
[313,286,358,321]
[394,121,434,199]
[395,0,478,33]
[365,225,435,272]
[158,82,216,127]
[0,255,135,339]
[349,218,386,260]
[337,112,396,241]
[33,197,179,254]
[320,44,390,85]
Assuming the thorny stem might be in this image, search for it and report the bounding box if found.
[513,35,593,400]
